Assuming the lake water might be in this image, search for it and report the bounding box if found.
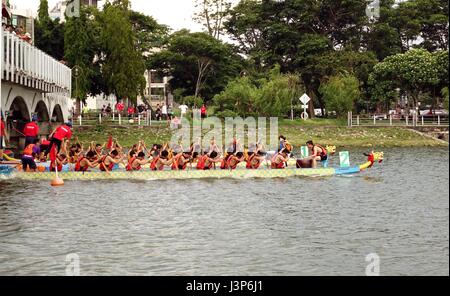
[0,148,448,276]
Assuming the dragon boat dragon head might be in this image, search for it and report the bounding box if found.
[364,151,384,169]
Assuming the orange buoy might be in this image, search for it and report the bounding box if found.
[37,166,46,172]
[51,178,65,186]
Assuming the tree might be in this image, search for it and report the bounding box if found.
[35,0,65,59]
[97,0,146,103]
[319,74,361,118]
[149,30,243,102]
[194,0,232,39]
[369,49,442,112]
[442,87,449,111]
[213,76,258,117]
[64,6,102,112]
[37,0,51,25]
[129,10,169,62]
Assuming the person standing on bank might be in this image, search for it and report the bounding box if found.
[47,122,73,154]
[23,115,40,147]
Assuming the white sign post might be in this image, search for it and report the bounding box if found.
[299,94,311,121]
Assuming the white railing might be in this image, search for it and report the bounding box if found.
[348,111,449,127]
[1,30,71,94]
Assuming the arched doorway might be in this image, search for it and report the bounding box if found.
[51,105,64,123]
[35,101,50,137]
[35,101,49,122]
[7,97,30,152]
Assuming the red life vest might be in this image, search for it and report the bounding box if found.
[220,154,232,170]
[126,157,141,171]
[314,145,327,157]
[99,155,115,171]
[197,155,213,170]
[50,160,63,172]
[246,154,262,169]
[271,154,285,169]
[228,157,240,170]
[150,156,164,171]
[75,157,89,172]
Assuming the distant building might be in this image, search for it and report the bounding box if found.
[10,6,35,41]
[142,70,173,108]
[49,0,99,23]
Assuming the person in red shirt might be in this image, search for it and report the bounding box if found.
[0,116,9,161]
[127,105,135,119]
[46,122,73,155]
[23,115,40,147]
[201,104,207,119]
[116,101,124,115]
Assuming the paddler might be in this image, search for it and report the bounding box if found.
[21,139,40,172]
[150,150,174,171]
[197,151,222,170]
[99,149,124,172]
[222,152,245,170]
[246,151,266,170]
[305,140,328,169]
[75,151,100,172]
[271,148,289,169]
[126,151,150,171]
[50,153,68,172]
[171,151,192,170]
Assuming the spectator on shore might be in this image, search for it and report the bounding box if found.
[116,101,125,116]
[201,104,207,119]
[179,103,188,119]
[127,105,135,119]
[162,104,168,121]
[155,104,162,121]
[106,104,112,116]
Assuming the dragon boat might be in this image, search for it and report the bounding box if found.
[0,152,384,181]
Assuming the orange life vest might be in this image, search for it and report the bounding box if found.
[23,144,35,156]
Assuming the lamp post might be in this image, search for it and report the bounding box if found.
[72,65,82,119]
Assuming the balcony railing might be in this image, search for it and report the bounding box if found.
[1,30,71,94]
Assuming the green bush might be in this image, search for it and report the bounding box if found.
[183,96,204,108]
[320,74,360,118]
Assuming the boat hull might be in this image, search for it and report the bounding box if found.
[3,166,362,181]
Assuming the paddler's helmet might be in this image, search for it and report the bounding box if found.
[66,121,73,128]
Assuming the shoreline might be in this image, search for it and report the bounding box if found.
[73,124,449,149]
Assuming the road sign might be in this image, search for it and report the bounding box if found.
[300,94,311,121]
[339,151,350,168]
[299,94,311,105]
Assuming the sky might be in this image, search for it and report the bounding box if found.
[9,0,211,32]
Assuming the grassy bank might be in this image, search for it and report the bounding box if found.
[73,121,447,149]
